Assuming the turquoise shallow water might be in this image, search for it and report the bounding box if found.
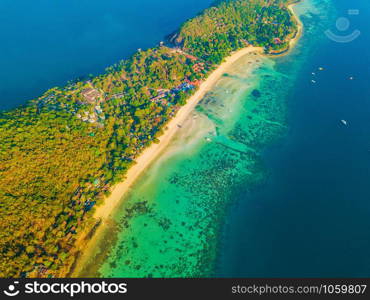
[0,0,212,110]
[95,53,295,276]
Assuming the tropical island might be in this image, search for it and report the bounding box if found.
[0,0,299,278]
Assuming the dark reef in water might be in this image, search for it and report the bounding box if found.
[252,89,261,98]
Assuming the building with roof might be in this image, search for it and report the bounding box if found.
[81,88,101,104]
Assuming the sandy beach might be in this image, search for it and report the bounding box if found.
[93,46,263,221]
[288,2,303,50]
[68,1,303,277]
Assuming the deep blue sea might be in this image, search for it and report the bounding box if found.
[217,0,370,277]
[0,0,212,110]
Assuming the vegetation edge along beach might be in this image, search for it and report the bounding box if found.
[0,0,301,278]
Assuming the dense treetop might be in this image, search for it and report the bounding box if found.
[177,0,297,63]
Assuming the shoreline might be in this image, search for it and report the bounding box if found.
[288,2,304,51]
[68,1,303,277]
[94,46,263,221]
[268,2,303,56]
[68,45,263,277]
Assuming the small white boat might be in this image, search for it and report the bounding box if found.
[349,76,354,80]
[311,80,316,84]
[312,72,316,75]
[341,120,348,126]
[319,67,324,71]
